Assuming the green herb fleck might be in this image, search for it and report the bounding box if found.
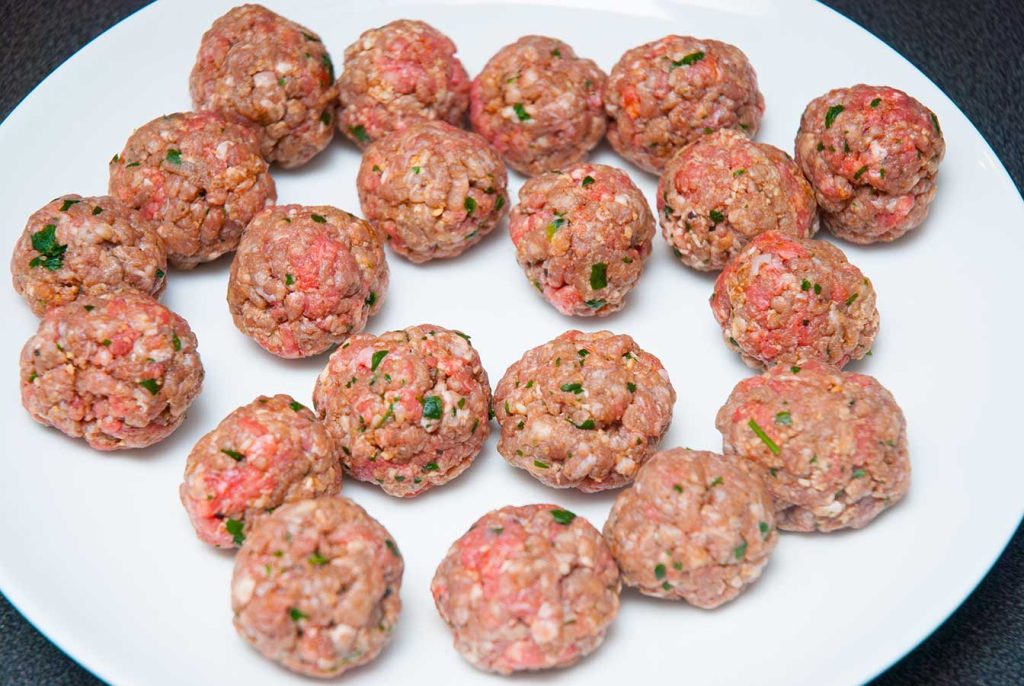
[513,103,531,121]
[101,339,112,347]
[561,382,583,394]
[673,483,683,493]
[584,298,606,310]
[288,607,307,621]
[225,518,245,545]
[308,551,329,566]
[709,209,725,225]
[854,165,868,180]
[29,224,67,271]
[166,149,182,165]
[709,476,724,488]
[464,196,477,215]
[801,279,812,291]
[349,125,370,143]
[813,283,822,295]
[654,563,666,580]
[495,195,505,211]
[670,50,705,69]
[775,411,792,426]
[385,539,401,557]
[92,206,103,215]
[759,521,770,538]
[138,378,161,395]
[581,175,595,187]
[289,400,305,412]
[734,539,748,559]
[825,104,845,129]
[125,161,140,168]
[534,460,550,469]
[852,468,866,478]
[748,419,780,455]
[311,213,327,223]
[423,461,439,472]
[59,198,80,212]
[155,269,165,279]
[285,273,295,286]
[627,382,637,393]
[550,509,576,525]
[791,365,801,374]
[371,350,388,371]
[546,214,566,239]
[320,110,332,125]
[365,291,377,307]
[870,97,882,108]
[221,449,244,462]
[590,262,608,290]
[171,333,182,351]
[846,292,859,306]
[422,396,443,420]
[551,48,561,57]
[930,112,941,135]
[733,168,746,177]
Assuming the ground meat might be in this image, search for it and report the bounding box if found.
[509,163,654,317]
[336,19,469,148]
[710,231,879,369]
[658,129,818,271]
[356,120,508,263]
[494,330,675,492]
[108,111,275,269]
[795,84,944,243]
[180,394,341,549]
[716,359,910,532]
[604,36,763,173]
[603,448,777,609]
[431,504,620,674]
[11,194,167,316]
[313,324,491,497]
[231,497,402,677]
[19,292,203,450]
[227,205,389,359]
[469,35,606,176]
[190,4,337,168]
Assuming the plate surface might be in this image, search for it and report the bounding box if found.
[1,1,1021,684]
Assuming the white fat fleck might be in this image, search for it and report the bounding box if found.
[565,454,596,480]
[615,457,636,475]
[822,500,846,516]
[253,71,277,88]
[749,253,773,277]
[215,141,231,160]
[232,574,255,605]
[275,61,294,75]
[329,623,357,650]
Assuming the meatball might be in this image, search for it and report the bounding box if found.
[469,35,606,176]
[313,324,491,496]
[190,4,337,168]
[19,292,203,450]
[109,111,276,269]
[336,19,469,148]
[604,36,764,173]
[795,84,945,243]
[494,330,675,492]
[710,231,879,369]
[231,497,403,677]
[356,121,508,263]
[716,360,910,532]
[180,394,341,549]
[431,504,620,674]
[11,194,167,316]
[603,448,777,609]
[658,129,818,271]
[510,163,654,317]
[227,205,389,359]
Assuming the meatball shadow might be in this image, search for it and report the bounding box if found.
[268,133,351,187]
[496,459,621,512]
[129,392,217,462]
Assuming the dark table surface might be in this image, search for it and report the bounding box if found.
[1,1,1022,684]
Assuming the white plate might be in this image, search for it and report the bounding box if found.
[1,1,1021,684]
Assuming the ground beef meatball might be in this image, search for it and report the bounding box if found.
[313,324,491,496]
[190,4,337,168]
[469,35,606,176]
[431,504,619,674]
[710,231,879,369]
[605,36,764,173]
[180,394,341,549]
[231,497,402,677]
[716,360,910,532]
[11,194,167,316]
[510,163,654,317]
[19,292,203,450]
[795,84,944,243]
[603,448,777,609]
[356,121,508,263]
[336,19,469,148]
[227,205,388,359]
[658,129,818,271]
[109,111,276,269]
[494,330,675,492]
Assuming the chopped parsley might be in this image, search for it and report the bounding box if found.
[349,125,370,143]
[870,97,881,108]
[546,213,566,239]
[586,297,606,308]
[464,196,476,214]
[825,104,845,129]
[365,291,377,307]
[709,209,725,225]
[813,283,822,295]
[733,168,746,177]
[852,468,866,479]
[801,279,812,291]
[285,273,295,286]
[930,112,941,135]
[495,195,505,211]
[375,402,395,428]
[320,110,332,125]
[791,365,802,374]
[83,305,94,312]
[846,292,859,306]
[423,462,440,472]
[551,48,561,57]
[155,269,164,279]
[673,483,683,493]
[709,476,724,488]
[422,395,443,420]
[221,449,244,462]
[288,607,307,621]
[550,509,576,525]
[455,330,471,341]
[581,175,595,187]
[308,551,329,566]
[759,521,771,538]
[101,339,112,347]
[29,224,67,271]
[412,165,421,174]
[289,400,304,412]
[321,53,334,81]
[748,418,780,455]
[654,563,666,580]
[590,262,608,290]
[225,518,245,545]
[513,103,531,121]
[626,382,637,393]
[734,539,748,560]
[92,206,103,215]
[854,165,868,180]
[310,213,327,223]
[59,198,80,212]
[138,378,161,395]
[370,350,388,371]
[670,50,705,69]
[534,460,550,469]
[166,149,182,165]
[570,418,596,430]
[775,411,792,426]
[385,539,401,557]
[560,382,583,394]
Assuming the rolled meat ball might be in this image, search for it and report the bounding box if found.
[716,359,910,532]
[313,324,491,496]
[19,292,203,450]
[227,205,389,359]
[710,231,879,369]
[469,35,606,176]
[494,330,675,492]
[795,84,944,243]
[11,194,167,316]
[190,4,337,168]
[658,129,818,271]
[431,504,620,674]
[180,394,341,549]
[356,120,508,263]
[231,497,403,677]
[603,448,777,609]
[510,163,654,317]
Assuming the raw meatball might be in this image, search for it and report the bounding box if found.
[231,497,403,677]
[603,448,777,609]
[336,19,469,148]
[180,394,341,549]
[227,205,389,359]
[494,330,675,492]
[109,111,276,269]
[190,4,337,168]
[431,504,620,674]
[716,359,910,532]
[605,36,764,173]
[795,84,944,243]
[356,120,508,263]
[11,194,167,316]
[510,163,654,317]
[469,35,606,176]
[658,129,818,271]
[19,292,203,450]
[710,231,879,369]
[313,324,491,496]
